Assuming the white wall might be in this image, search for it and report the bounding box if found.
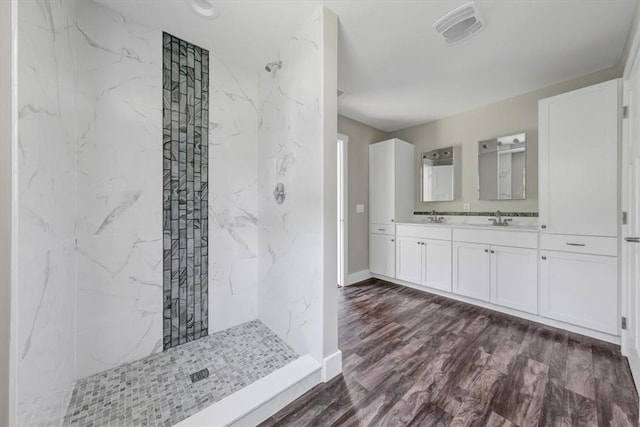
[257,7,338,365]
[74,0,259,378]
[16,1,78,425]
[0,1,13,425]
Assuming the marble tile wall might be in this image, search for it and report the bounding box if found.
[257,9,325,361]
[17,0,78,425]
[74,0,258,378]
[162,32,210,349]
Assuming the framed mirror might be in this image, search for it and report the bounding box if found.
[421,146,455,202]
[478,133,526,200]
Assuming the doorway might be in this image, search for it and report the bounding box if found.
[337,133,349,287]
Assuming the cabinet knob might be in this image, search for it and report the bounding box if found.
[541,225,547,229]
[490,250,495,254]
[484,249,489,253]
[541,256,547,260]
[391,219,394,222]
[417,242,421,245]
[391,239,394,242]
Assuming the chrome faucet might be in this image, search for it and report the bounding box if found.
[427,210,445,224]
[488,210,513,226]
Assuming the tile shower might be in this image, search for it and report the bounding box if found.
[14,0,337,426]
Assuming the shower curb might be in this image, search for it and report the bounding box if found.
[174,354,322,427]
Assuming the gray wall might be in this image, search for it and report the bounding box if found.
[393,66,621,213]
[0,1,12,424]
[338,115,389,275]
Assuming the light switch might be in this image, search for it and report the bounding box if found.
[355,204,365,213]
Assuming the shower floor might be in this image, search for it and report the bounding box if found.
[62,320,298,427]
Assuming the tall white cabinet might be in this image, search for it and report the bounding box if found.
[538,79,620,335]
[369,139,414,277]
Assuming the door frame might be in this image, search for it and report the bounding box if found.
[337,133,349,287]
[622,26,640,392]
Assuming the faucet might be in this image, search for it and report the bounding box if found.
[488,210,513,226]
[427,210,445,224]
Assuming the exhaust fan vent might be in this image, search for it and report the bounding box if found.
[433,2,485,45]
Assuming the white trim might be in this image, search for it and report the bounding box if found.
[345,269,371,286]
[337,133,349,287]
[372,274,622,344]
[175,355,322,427]
[321,350,342,382]
[9,1,18,424]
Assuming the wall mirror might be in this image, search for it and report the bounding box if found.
[478,133,526,200]
[421,146,455,202]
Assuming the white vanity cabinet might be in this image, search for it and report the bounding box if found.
[369,233,396,278]
[453,241,491,301]
[539,79,619,237]
[538,79,620,334]
[396,225,452,291]
[539,250,618,335]
[369,139,414,278]
[452,228,538,313]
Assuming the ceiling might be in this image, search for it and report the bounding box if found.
[97,0,637,132]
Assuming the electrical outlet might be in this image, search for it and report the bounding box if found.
[355,204,365,213]
[463,203,470,212]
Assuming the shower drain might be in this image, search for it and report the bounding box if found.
[190,368,210,383]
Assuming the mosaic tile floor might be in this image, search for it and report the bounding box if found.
[63,320,298,427]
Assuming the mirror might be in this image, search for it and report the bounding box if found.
[421,146,455,201]
[478,133,526,200]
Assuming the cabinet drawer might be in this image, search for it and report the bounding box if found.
[396,224,451,240]
[453,228,538,249]
[540,234,617,256]
[370,223,395,235]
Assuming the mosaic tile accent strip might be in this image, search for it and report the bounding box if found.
[63,321,298,427]
[163,32,209,349]
[415,211,538,217]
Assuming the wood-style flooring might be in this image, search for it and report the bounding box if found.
[260,278,639,426]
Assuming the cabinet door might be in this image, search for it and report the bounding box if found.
[370,234,395,278]
[539,80,618,236]
[540,250,618,334]
[490,246,538,314]
[369,141,395,225]
[453,242,490,301]
[396,236,422,284]
[423,239,452,292]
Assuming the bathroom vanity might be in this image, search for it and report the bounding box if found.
[368,79,621,343]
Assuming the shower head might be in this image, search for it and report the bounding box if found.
[265,61,282,73]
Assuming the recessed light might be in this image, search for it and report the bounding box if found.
[189,0,219,19]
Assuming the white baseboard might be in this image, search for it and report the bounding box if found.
[175,354,322,427]
[372,274,621,345]
[321,350,342,381]
[345,269,371,286]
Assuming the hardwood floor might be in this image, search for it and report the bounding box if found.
[260,278,639,426]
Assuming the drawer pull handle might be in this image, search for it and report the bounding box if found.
[625,237,640,243]
[378,228,385,231]
[541,256,547,260]
[566,243,586,247]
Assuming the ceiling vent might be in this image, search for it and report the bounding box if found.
[433,2,485,45]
